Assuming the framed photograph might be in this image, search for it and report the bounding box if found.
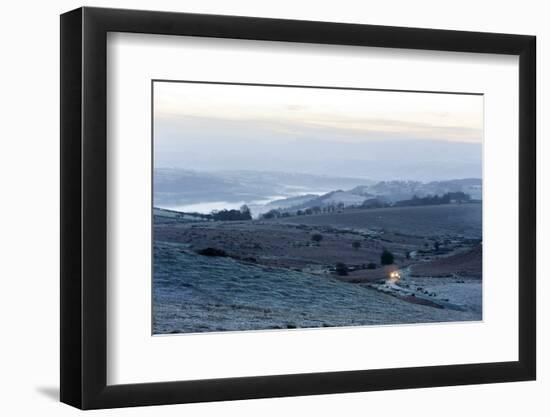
[60,7,536,409]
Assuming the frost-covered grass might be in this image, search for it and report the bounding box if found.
[153,241,482,335]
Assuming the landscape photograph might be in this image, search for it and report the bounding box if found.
[152,80,483,334]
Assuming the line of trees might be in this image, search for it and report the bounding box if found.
[394,192,470,207]
[200,190,472,223]
[260,191,472,220]
[208,205,252,221]
[261,204,345,220]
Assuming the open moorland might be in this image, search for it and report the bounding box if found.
[155,204,481,275]
[274,204,481,238]
[153,203,482,333]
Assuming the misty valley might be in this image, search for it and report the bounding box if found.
[152,81,483,334]
[153,169,482,334]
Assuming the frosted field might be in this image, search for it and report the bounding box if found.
[153,241,481,334]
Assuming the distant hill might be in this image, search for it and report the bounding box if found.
[266,194,320,209]
[285,190,368,211]
[271,178,482,213]
[154,168,372,207]
[349,179,482,202]
[154,168,481,218]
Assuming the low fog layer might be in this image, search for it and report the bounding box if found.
[154,82,483,182]
[155,132,481,181]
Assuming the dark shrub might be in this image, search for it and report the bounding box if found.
[197,247,228,257]
[352,241,361,250]
[366,262,377,269]
[311,233,323,243]
[335,262,349,276]
[380,249,394,265]
[261,209,280,220]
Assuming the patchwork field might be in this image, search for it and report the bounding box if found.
[153,203,482,332]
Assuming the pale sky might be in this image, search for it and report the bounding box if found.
[153,81,483,180]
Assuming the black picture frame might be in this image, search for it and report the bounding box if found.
[60,6,536,410]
